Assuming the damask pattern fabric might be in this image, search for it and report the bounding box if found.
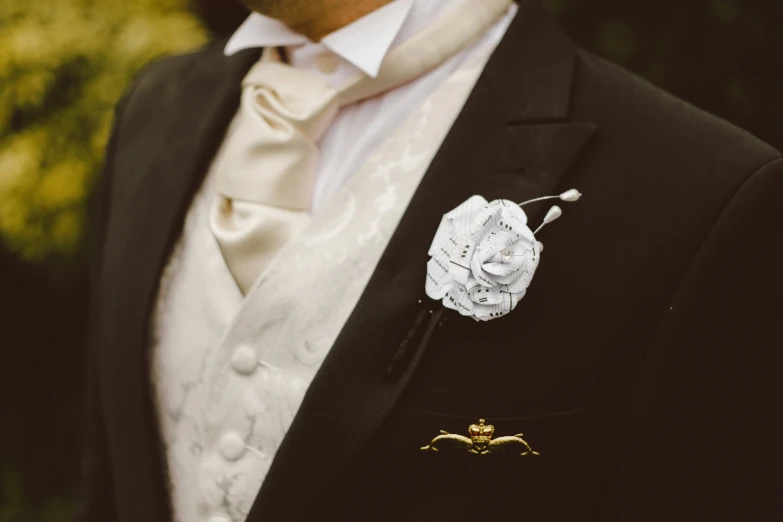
[150,19,511,522]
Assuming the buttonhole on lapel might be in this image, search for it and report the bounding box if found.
[386,308,429,378]
[495,164,527,174]
[385,304,446,380]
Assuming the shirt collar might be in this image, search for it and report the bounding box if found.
[224,0,415,78]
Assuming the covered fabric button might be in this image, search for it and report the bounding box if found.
[219,432,246,461]
[231,346,258,375]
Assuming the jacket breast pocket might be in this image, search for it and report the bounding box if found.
[325,406,590,521]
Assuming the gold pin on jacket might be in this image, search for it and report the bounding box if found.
[420,419,540,456]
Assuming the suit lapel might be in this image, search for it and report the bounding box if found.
[97,42,261,519]
[246,2,595,522]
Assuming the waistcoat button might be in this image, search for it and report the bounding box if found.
[231,346,258,375]
[219,432,246,461]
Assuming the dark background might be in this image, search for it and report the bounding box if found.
[1,0,781,520]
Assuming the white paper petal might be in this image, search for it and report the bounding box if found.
[427,215,454,257]
[472,304,494,321]
[470,202,503,238]
[493,270,518,285]
[470,253,498,288]
[504,249,540,293]
[442,283,474,316]
[445,195,487,237]
[480,231,525,276]
[425,257,453,299]
[464,278,483,293]
[468,285,503,305]
[448,233,476,285]
[497,200,528,227]
[472,292,519,321]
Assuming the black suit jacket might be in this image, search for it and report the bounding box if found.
[80,1,783,521]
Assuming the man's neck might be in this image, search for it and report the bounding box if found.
[246,0,395,41]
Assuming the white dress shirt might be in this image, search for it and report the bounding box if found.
[225,0,512,212]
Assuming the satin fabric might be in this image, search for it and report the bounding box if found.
[209,0,513,294]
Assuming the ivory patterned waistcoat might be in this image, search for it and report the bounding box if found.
[151,39,499,522]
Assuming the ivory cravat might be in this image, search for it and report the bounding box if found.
[210,0,513,294]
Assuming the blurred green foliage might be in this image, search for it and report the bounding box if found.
[0,0,207,262]
[0,3,208,520]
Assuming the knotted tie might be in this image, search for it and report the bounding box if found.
[210,0,513,294]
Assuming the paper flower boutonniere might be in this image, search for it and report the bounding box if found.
[425,190,582,321]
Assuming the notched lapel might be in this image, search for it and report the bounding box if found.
[98,41,261,519]
[484,0,597,219]
[500,122,596,217]
[247,2,596,522]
